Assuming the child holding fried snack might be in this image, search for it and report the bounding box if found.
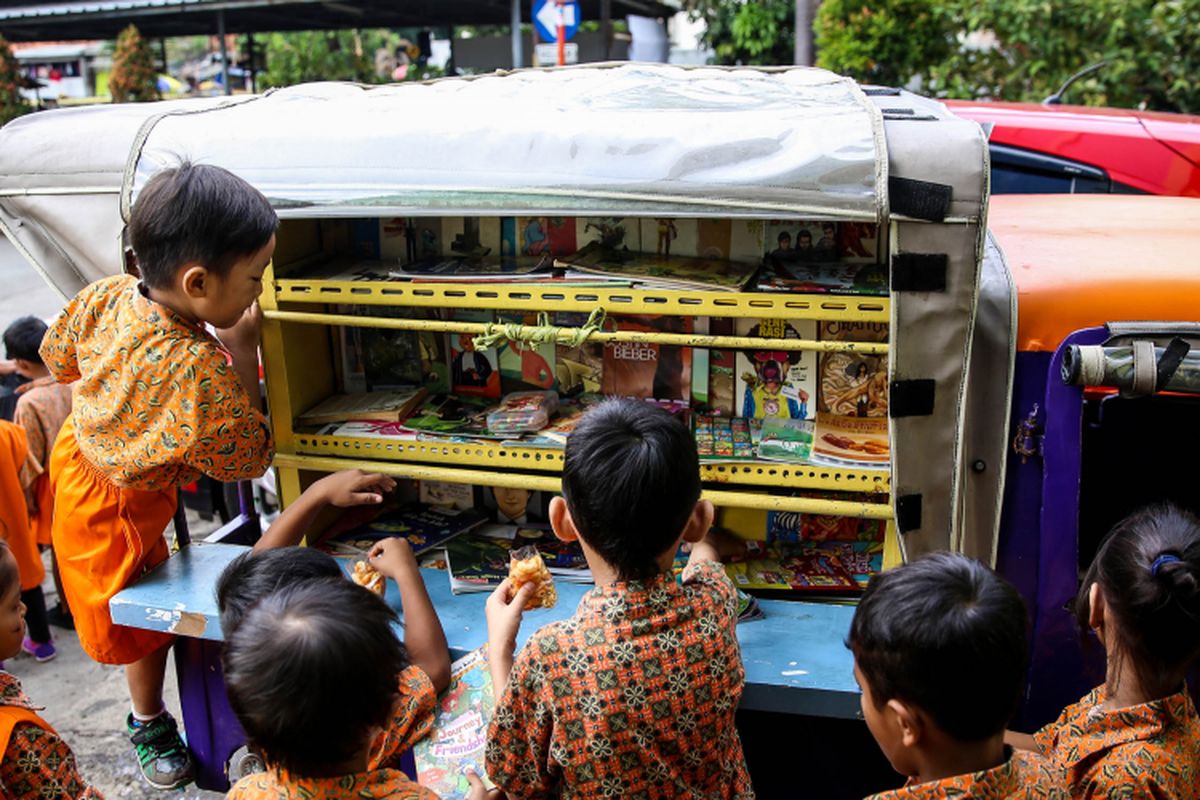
[484,399,754,800]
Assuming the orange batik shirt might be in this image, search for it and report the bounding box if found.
[1034,684,1200,798]
[228,665,438,800]
[13,377,72,545]
[486,559,755,800]
[865,751,1066,800]
[40,274,272,491]
[0,672,102,800]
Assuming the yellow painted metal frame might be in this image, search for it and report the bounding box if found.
[274,453,893,519]
[265,308,889,355]
[274,277,890,323]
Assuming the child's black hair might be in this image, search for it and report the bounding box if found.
[848,552,1028,742]
[215,547,342,636]
[222,578,410,777]
[0,540,17,598]
[129,161,277,289]
[1074,503,1200,695]
[3,316,48,365]
[560,398,700,581]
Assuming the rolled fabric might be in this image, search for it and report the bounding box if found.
[1062,343,1200,395]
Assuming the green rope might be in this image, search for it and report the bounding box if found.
[472,307,608,350]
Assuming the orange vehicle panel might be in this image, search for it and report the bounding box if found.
[988,195,1200,353]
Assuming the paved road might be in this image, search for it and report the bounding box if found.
[0,233,67,334]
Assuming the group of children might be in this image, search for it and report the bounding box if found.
[0,161,1197,799]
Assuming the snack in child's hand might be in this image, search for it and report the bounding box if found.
[352,560,386,596]
[508,545,557,609]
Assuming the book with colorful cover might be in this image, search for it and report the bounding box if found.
[317,503,489,556]
[554,241,759,292]
[813,321,890,465]
[414,646,496,800]
[445,526,519,593]
[755,261,888,296]
[734,318,817,421]
[762,221,879,266]
[694,415,760,462]
[756,417,815,462]
[766,502,887,543]
[449,310,501,399]
[296,388,428,427]
[401,395,503,439]
[724,541,861,594]
[500,396,600,449]
[707,318,737,417]
[501,217,578,258]
[497,312,557,393]
[601,315,693,402]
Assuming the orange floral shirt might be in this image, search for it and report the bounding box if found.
[13,378,73,497]
[227,665,437,800]
[1034,684,1200,798]
[486,559,754,800]
[0,672,103,800]
[865,751,1065,800]
[40,275,272,491]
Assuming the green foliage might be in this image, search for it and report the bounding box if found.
[110,24,160,103]
[259,30,375,87]
[0,35,30,126]
[814,0,1200,113]
[686,0,795,65]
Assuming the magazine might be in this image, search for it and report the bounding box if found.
[813,321,890,465]
[317,503,489,556]
[756,417,815,462]
[401,395,504,440]
[724,540,861,594]
[601,315,693,402]
[755,260,888,296]
[762,220,879,265]
[734,318,817,420]
[501,216,578,258]
[555,241,759,292]
[445,526,519,593]
[707,318,737,417]
[448,310,501,399]
[296,388,427,427]
[414,646,497,800]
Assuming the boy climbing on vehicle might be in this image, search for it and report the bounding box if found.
[484,398,755,799]
[40,161,277,789]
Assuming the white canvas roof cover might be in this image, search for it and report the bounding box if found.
[0,64,884,298]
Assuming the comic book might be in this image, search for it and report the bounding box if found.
[694,415,760,462]
[555,241,759,292]
[766,502,887,544]
[813,321,890,465]
[707,318,737,416]
[501,216,578,258]
[724,541,861,594]
[317,503,489,556]
[448,310,501,399]
[756,417,815,462]
[734,318,817,420]
[414,647,497,799]
[601,315,693,402]
[497,312,556,393]
[445,526,519,593]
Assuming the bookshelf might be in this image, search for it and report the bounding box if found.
[260,215,901,572]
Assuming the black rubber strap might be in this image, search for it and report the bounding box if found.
[890,379,936,417]
[896,494,923,533]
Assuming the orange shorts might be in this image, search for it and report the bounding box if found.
[49,416,175,665]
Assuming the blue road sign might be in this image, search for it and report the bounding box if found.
[533,0,580,42]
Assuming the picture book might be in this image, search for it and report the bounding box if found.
[486,391,558,434]
[414,646,496,800]
[553,311,604,397]
[724,541,861,594]
[319,503,489,556]
[767,502,887,543]
[445,526,520,593]
[814,321,890,465]
[734,318,817,420]
[763,220,878,265]
[576,217,642,252]
[497,313,556,393]
[401,394,501,439]
[296,388,428,427]
[755,260,888,296]
[499,395,601,449]
[360,307,450,395]
[756,417,814,462]
[448,310,501,399]
[381,217,503,263]
[601,315,693,402]
[634,218,764,263]
[501,216,578,258]
[555,241,759,292]
[694,415,760,462]
[317,420,420,441]
[707,318,737,417]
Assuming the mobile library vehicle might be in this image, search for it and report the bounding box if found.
[2,65,1198,797]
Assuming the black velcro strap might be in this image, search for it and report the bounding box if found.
[889,176,953,222]
[896,494,923,533]
[890,379,935,417]
[863,86,902,96]
[891,253,948,292]
[1157,337,1191,388]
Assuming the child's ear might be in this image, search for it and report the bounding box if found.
[1088,583,1105,634]
[681,499,715,544]
[549,496,578,543]
[180,264,210,298]
[888,698,923,748]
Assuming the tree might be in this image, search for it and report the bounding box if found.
[109,24,160,102]
[259,30,386,88]
[816,0,955,87]
[0,35,30,126]
[685,0,796,66]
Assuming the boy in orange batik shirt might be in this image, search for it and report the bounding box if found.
[40,161,277,790]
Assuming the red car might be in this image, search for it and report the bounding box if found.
[945,100,1200,197]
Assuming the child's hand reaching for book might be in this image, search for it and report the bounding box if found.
[313,469,397,507]
[368,537,418,581]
